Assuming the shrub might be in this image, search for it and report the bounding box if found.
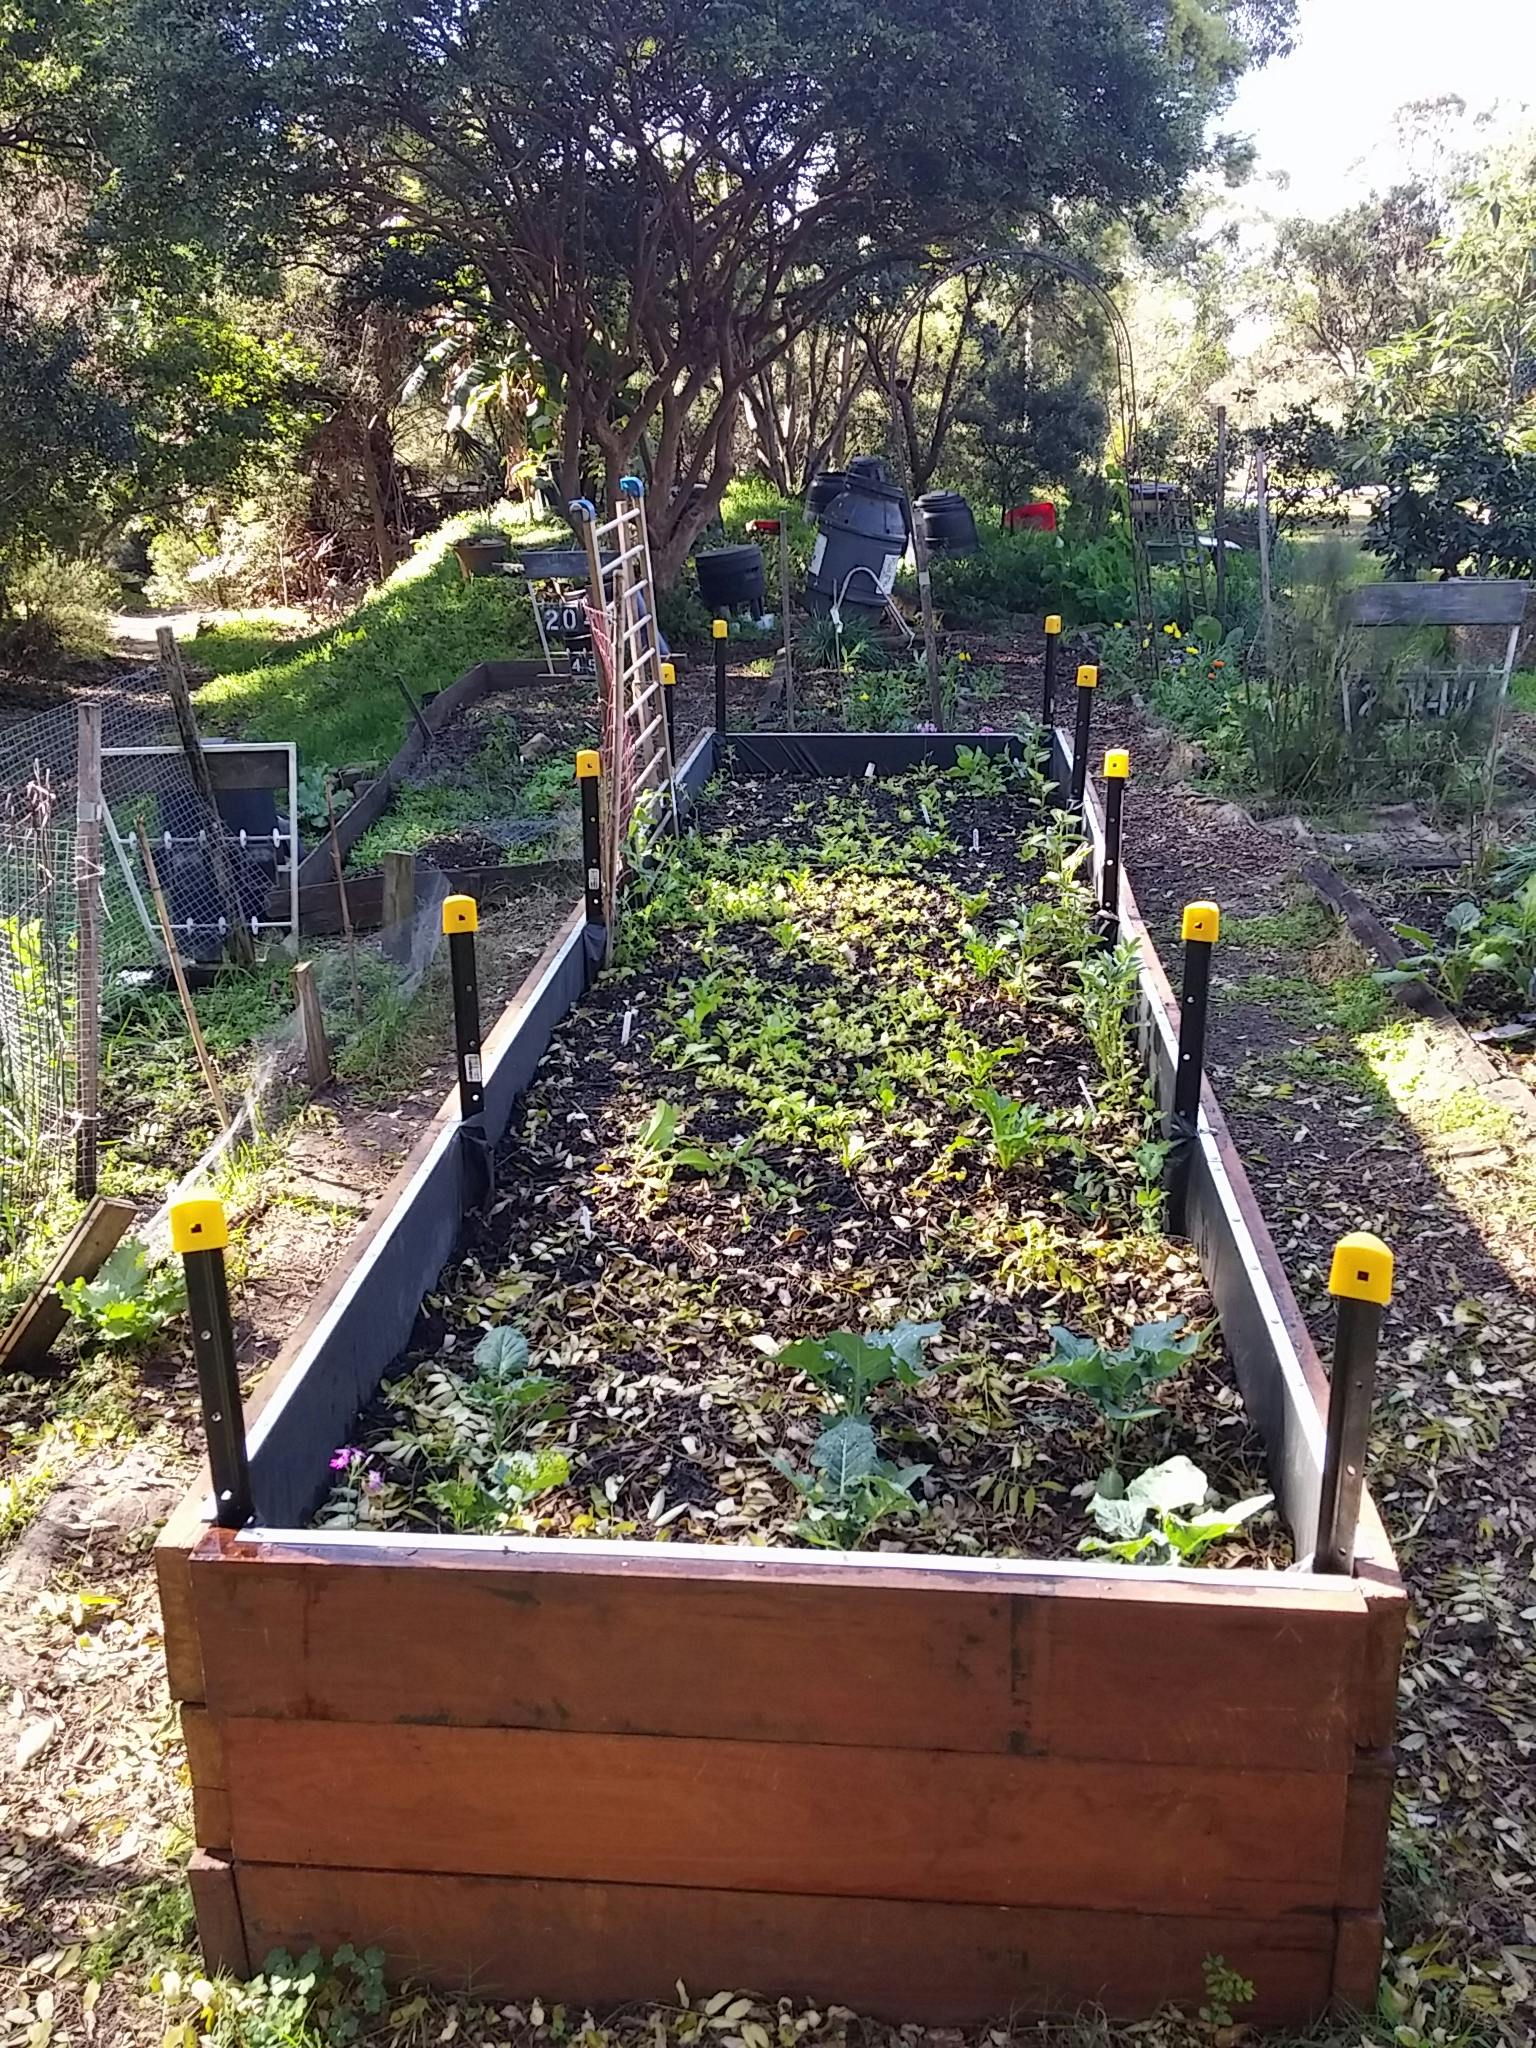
[2,550,121,657]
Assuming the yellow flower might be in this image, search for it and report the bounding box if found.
[1112,620,1124,630]
[1140,637,1150,649]
[1162,623,1176,635]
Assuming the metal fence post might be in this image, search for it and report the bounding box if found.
[1068,663,1098,811]
[1314,1233,1393,1575]
[1098,749,1129,945]
[171,1195,252,1529]
[1042,614,1062,729]
[443,894,484,1124]
[1165,900,1219,1233]
[712,618,729,735]
[577,749,603,924]
[661,660,677,759]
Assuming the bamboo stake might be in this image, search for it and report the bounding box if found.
[74,704,103,1198]
[322,777,363,1019]
[135,819,233,1127]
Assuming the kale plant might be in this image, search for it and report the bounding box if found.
[1028,1315,1202,1481]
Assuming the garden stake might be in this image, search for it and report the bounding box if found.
[661,660,677,757]
[172,1194,252,1529]
[1098,749,1129,945]
[1068,663,1097,812]
[444,893,493,1208]
[1314,1232,1393,1576]
[1042,614,1061,728]
[712,618,729,735]
[1165,900,1219,1234]
[577,749,604,925]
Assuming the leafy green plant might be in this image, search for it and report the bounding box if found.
[776,1442,930,1550]
[1079,1454,1272,1566]
[635,1100,789,1199]
[778,1320,940,1416]
[1075,938,1141,1098]
[1382,879,1536,1009]
[1028,1317,1202,1479]
[972,1088,1073,1171]
[59,1239,186,1349]
[1200,1953,1258,2030]
[773,1320,940,1549]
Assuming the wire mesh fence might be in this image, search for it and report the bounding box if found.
[0,708,90,1288]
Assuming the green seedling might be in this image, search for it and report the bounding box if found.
[972,1088,1073,1172]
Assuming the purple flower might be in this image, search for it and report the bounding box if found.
[915,720,938,735]
[363,1469,384,1495]
[329,1446,360,1472]
[978,724,996,734]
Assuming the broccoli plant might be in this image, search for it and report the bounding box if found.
[1079,1454,1272,1567]
[773,1320,941,1549]
[1027,1316,1202,1483]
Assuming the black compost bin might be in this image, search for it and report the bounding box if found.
[805,473,909,616]
[916,490,980,556]
[804,470,848,520]
[695,544,766,614]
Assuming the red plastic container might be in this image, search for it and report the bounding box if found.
[1003,501,1057,533]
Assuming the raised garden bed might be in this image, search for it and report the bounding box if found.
[158,729,1403,2029]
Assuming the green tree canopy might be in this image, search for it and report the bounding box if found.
[99,0,1295,577]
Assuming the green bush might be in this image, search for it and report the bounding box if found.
[929,528,1064,622]
[3,550,121,655]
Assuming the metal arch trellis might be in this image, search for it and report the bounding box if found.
[876,244,1155,670]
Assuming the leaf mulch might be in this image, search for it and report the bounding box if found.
[321,767,1282,1565]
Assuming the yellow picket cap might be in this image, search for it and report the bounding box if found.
[660,661,676,686]
[1044,614,1062,636]
[442,894,478,934]
[575,748,601,781]
[711,618,729,640]
[1329,1232,1393,1307]
[1076,663,1098,689]
[170,1196,228,1255]
[1104,748,1130,780]
[1181,901,1220,944]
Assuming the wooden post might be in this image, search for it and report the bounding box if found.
[912,514,943,731]
[292,961,331,1091]
[156,626,255,965]
[73,704,103,1199]
[1214,405,1228,629]
[381,850,416,968]
[778,522,796,732]
[135,818,233,1128]
[323,777,363,1019]
[1254,442,1274,671]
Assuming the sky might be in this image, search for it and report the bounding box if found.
[1226,0,1536,217]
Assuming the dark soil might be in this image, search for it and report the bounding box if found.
[320,766,1284,1566]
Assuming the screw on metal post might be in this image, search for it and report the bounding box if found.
[1164,901,1219,1234]
[1068,663,1097,812]
[576,749,603,925]
[660,660,677,757]
[171,1196,252,1529]
[1097,749,1130,946]
[1314,1233,1393,1575]
[712,618,729,735]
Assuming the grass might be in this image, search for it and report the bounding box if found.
[1511,669,1536,711]
[189,509,561,774]
[347,737,577,870]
